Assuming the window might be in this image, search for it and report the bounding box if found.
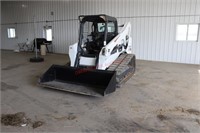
[188,25,199,41]
[176,24,199,41]
[83,22,93,34]
[43,26,52,41]
[97,22,115,33]
[7,28,16,38]
[107,22,115,33]
[98,23,105,32]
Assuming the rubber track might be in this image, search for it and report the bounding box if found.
[108,54,135,87]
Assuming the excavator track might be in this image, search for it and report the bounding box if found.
[108,54,136,87]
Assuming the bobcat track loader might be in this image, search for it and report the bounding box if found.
[39,15,136,97]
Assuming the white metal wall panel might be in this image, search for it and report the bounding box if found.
[1,0,200,64]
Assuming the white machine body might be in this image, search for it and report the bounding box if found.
[69,22,132,70]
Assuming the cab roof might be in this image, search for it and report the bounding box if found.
[79,14,117,23]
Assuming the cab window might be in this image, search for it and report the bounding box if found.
[97,23,105,32]
[97,22,115,33]
[107,22,115,32]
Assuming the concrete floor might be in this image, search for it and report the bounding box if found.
[1,50,200,132]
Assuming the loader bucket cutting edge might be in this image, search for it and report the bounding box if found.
[39,65,116,97]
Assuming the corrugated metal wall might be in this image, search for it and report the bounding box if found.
[1,0,200,64]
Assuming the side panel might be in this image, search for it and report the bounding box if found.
[69,42,78,67]
[98,22,133,70]
[98,52,119,70]
[126,37,132,54]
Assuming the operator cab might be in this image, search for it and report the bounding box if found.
[78,15,118,57]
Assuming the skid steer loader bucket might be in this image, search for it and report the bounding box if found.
[39,65,116,97]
